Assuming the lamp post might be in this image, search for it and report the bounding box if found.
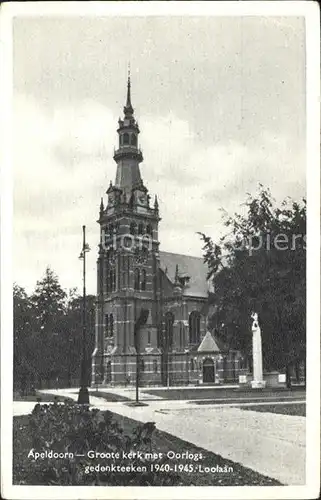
[77,225,91,404]
[134,309,149,405]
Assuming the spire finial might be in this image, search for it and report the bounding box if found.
[124,65,133,115]
[175,264,179,283]
[173,264,183,295]
[100,197,104,212]
[154,195,159,212]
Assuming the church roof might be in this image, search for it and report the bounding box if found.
[159,251,209,298]
[197,331,221,353]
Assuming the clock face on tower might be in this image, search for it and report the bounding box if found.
[138,193,146,205]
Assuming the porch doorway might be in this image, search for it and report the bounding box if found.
[203,358,215,383]
[105,361,112,383]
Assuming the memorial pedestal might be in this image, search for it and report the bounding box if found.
[251,380,266,389]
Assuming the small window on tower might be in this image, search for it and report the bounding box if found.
[141,269,146,291]
[179,323,184,348]
[109,313,114,337]
[112,269,116,292]
[153,360,158,373]
[130,222,137,235]
[138,223,144,235]
[123,133,129,145]
[131,134,137,146]
[105,314,109,336]
[134,269,140,290]
[146,224,152,236]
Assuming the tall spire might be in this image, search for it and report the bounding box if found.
[114,73,143,195]
[124,64,133,116]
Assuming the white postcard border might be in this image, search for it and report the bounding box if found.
[1,2,320,499]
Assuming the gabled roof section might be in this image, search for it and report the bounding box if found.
[159,251,209,298]
[197,331,221,353]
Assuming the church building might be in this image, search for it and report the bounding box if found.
[91,77,243,387]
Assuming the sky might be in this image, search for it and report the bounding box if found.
[12,14,306,295]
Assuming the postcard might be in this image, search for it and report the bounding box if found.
[1,1,320,499]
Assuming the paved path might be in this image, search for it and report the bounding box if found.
[13,387,306,486]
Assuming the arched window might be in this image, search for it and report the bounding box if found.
[147,330,151,344]
[141,269,146,291]
[189,311,201,344]
[105,313,114,337]
[108,270,113,293]
[123,235,134,249]
[121,255,127,288]
[146,224,152,236]
[190,359,195,371]
[165,312,174,351]
[104,227,109,244]
[109,313,114,337]
[138,222,144,235]
[130,222,137,235]
[223,356,227,382]
[134,268,140,290]
[131,134,137,146]
[123,133,129,145]
[179,323,184,348]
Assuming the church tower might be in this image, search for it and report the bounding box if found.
[91,75,162,386]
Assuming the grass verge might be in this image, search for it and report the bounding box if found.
[88,390,132,402]
[13,391,74,403]
[239,403,306,417]
[142,388,306,401]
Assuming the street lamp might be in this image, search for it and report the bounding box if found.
[77,225,91,404]
[134,308,149,405]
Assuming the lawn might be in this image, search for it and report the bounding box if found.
[193,395,306,406]
[13,390,74,403]
[13,406,282,486]
[239,403,306,417]
[143,387,306,402]
[88,390,132,402]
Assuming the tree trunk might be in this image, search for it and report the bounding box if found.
[285,363,292,389]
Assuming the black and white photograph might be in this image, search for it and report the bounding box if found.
[1,1,320,499]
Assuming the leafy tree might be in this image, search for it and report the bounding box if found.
[30,267,68,386]
[13,284,37,393]
[64,291,96,387]
[199,185,306,386]
[14,267,96,392]
[32,267,67,326]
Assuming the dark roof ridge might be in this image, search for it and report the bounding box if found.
[159,250,204,261]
